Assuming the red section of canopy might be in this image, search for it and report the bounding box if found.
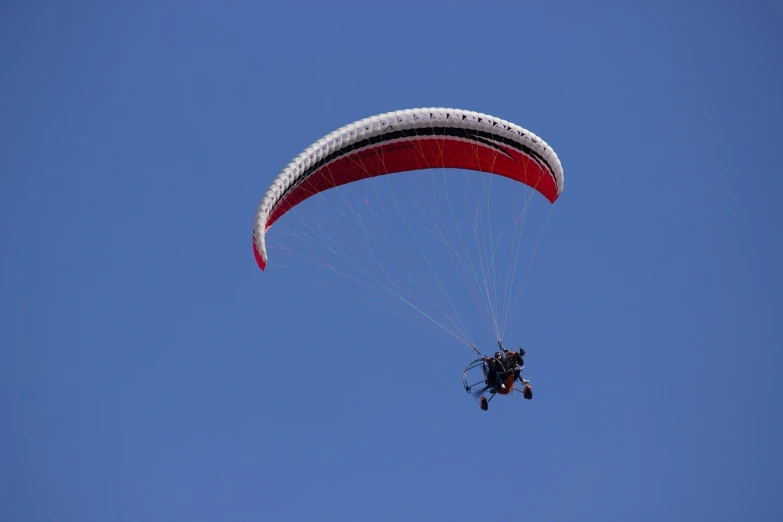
[253,137,558,270]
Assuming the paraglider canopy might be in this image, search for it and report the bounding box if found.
[252,108,564,271]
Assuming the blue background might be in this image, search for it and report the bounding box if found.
[2,1,782,521]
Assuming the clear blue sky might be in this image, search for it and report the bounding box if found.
[3,2,782,521]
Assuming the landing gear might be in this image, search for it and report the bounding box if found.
[480,396,489,411]
[523,384,533,400]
